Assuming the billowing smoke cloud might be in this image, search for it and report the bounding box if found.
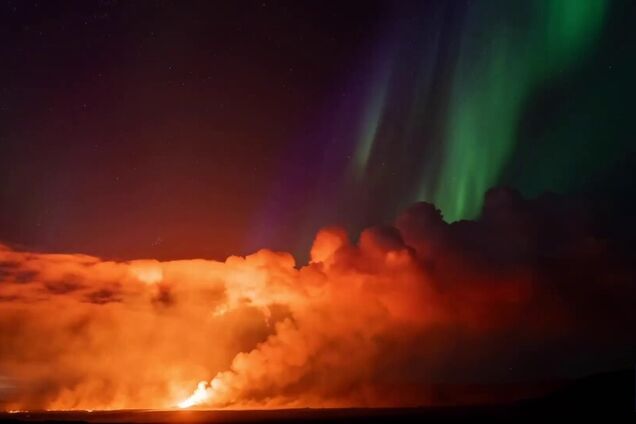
[0,188,634,410]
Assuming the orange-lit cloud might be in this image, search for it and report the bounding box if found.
[0,189,634,410]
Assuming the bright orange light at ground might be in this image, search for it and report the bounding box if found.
[177,382,211,409]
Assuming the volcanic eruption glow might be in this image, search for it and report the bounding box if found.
[0,190,635,411]
[177,381,212,409]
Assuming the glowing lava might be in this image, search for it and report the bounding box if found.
[177,381,210,409]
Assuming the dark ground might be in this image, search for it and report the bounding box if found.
[1,370,634,423]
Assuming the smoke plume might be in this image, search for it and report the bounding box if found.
[0,188,634,410]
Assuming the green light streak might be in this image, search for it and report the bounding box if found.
[352,61,393,178]
[428,0,607,221]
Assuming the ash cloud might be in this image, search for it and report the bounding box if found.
[0,188,634,410]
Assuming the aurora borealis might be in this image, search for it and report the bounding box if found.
[430,0,607,220]
[346,0,611,221]
[249,0,633,258]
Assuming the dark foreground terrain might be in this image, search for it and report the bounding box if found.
[1,370,634,423]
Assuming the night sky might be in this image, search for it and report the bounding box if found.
[0,0,634,261]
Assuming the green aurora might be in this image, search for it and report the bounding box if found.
[429,0,607,221]
[350,0,608,222]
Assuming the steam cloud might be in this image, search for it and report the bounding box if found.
[0,188,634,410]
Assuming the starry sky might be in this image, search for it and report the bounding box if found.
[0,0,634,261]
